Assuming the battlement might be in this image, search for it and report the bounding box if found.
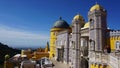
[109,30,120,37]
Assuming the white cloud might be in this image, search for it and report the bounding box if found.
[0,24,49,48]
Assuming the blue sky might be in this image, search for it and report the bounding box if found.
[0,0,119,48]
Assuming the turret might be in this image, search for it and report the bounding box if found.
[45,42,49,52]
[49,17,70,59]
[72,14,85,68]
[88,3,107,51]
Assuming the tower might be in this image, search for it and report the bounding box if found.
[72,14,85,68]
[49,17,70,59]
[45,42,49,52]
[88,3,107,51]
[88,3,108,68]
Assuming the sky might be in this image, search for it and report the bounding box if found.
[0,0,119,48]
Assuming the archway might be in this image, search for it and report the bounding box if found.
[81,57,88,68]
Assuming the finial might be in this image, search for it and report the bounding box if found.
[59,16,62,20]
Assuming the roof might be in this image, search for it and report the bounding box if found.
[90,4,104,11]
[53,17,69,28]
[83,22,89,28]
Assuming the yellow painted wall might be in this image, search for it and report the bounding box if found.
[33,52,49,60]
[109,36,120,51]
[21,50,32,59]
[49,28,65,58]
[110,37,114,50]
[90,64,94,68]
[100,65,103,68]
[90,64,103,68]
[91,64,111,68]
[95,64,98,68]
[90,64,98,68]
[107,65,111,68]
[90,64,92,68]
[92,64,109,68]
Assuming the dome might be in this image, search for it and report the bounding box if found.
[53,17,69,28]
[83,22,89,28]
[73,14,85,27]
[90,4,104,11]
[73,14,83,20]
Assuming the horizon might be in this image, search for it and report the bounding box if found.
[0,0,120,48]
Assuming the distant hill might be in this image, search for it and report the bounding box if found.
[0,42,21,64]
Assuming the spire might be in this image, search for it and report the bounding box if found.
[47,41,50,51]
[45,42,50,52]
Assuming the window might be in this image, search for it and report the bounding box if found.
[53,32,57,36]
[90,41,95,50]
[53,32,55,35]
[90,19,94,29]
[116,41,120,50]
[65,41,66,45]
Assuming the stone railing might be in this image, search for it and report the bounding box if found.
[101,54,109,63]
[89,51,120,68]
[89,52,109,64]
[108,52,120,68]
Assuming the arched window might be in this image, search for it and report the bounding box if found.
[65,41,66,45]
[116,41,120,50]
[81,58,88,68]
[90,41,95,50]
[70,41,72,47]
[90,19,94,29]
[72,41,75,49]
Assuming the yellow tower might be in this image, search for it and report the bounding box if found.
[49,17,70,59]
[107,30,120,51]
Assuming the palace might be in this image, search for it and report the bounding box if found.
[49,3,120,68]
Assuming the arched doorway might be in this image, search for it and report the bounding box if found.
[81,57,88,68]
[57,46,64,62]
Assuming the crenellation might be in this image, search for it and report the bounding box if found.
[109,30,120,37]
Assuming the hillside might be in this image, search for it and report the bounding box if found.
[0,42,21,64]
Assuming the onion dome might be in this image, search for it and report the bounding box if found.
[53,17,69,28]
[73,14,85,27]
[90,3,104,11]
[73,14,84,21]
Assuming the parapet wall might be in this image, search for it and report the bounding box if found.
[109,30,120,37]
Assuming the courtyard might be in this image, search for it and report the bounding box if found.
[51,58,69,68]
